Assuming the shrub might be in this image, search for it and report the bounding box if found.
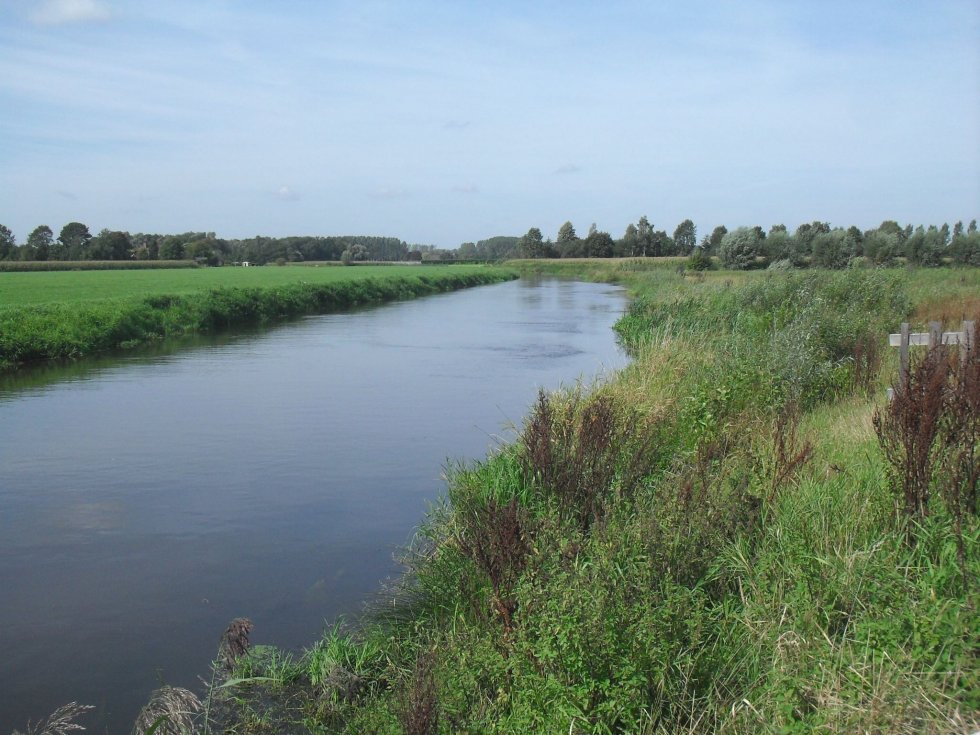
[719,227,763,270]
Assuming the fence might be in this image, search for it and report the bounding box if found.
[887,320,976,399]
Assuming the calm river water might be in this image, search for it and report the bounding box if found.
[0,277,628,733]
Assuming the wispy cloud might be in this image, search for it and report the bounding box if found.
[57,190,78,200]
[276,185,299,202]
[32,0,111,25]
[554,164,581,175]
[452,183,479,194]
[443,120,471,130]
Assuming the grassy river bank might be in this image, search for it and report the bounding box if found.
[0,265,517,370]
[15,262,979,734]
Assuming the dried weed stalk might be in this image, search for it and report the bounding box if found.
[768,401,814,503]
[521,390,654,531]
[132,686,201,735]
[218,617,253,672]
[12,703,93,735]
[874,343,950,523]
[456,497,530,632]
[398,651,439,735]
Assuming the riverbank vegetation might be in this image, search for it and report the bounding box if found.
[111,264,973,735]
[0,266,515,369]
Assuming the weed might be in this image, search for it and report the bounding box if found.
[455,496,531,632]
[131,687,201,735]
[398,651,439,735]
[11,703,93,735]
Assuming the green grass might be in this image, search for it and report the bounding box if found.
[0,265,516,369]
[0,264,495,307]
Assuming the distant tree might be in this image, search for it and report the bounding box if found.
[187,239,219,265]
[906,225,943,267]
[0,224,15,260]
[719,227,763,270]
[27,225,53,261]
[878,220,906,243]
[58,222,92,259]
[557,221,577,244]
[635,216,654,256]
[846,225,864,256]
[672,219,697,255]
[769,224,787,236]
[620,223,639,257]
[811,229,856,269]
[863,230,900,266]
[953,221,964,240]
[89,229,132,260]
[793,221,829,257]
[457,242,478,259]
[584,227,615,258]
[159,237,186,260]
[763,228,793,265]
[707,225,727,253]
[969,219,977,235]
[341,243,368,263]
[517,227,546,258]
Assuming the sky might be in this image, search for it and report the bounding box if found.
[1,0,978,248]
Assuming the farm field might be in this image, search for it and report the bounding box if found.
[0,264,516,368]
[0,264,494,307]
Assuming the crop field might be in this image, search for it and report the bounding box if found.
[0,264,494,307]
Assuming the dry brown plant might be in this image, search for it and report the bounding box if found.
[131,686,202,735]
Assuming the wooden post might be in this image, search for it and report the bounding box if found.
[899,322,910,389]
[928,321,942,349]
[962,320,975,365]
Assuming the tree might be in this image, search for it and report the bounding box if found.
[89,229,132,260]
[672,219,697,255]
[517,227,546,258]
[863,230,900,265]
[58,222,92,259]
[811,229,856,269]
[557,221,577,244]
[584,227,614,258]
[0,224,15,260]
[635,216,654,256]
[707,225,727,253]
[25,225,53,261]
[159,237,185,260]
[620,223,639,257]
[719,227,762,270]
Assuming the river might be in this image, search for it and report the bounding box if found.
[0,277,628,733]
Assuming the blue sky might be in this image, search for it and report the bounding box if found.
[1,0,978,247]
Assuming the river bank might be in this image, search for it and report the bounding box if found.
[0,265,516,370]
[187,263,978,734]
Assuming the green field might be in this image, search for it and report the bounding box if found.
[0,264,516,368]
[0,264,490,307]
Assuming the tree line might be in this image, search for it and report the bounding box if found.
[2,217,977,267]
[0,223,431,265]
[511,217,980,268]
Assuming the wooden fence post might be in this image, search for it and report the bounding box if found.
[962,320,975,365]
[899,322,910,389]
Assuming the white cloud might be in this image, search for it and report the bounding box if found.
[32,0,111,25]
[452,184,479,194]
[554,164,581,175]
[276,186,299,202]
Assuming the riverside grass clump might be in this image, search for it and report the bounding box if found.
[22,266,976,734]
[0,267,515,369]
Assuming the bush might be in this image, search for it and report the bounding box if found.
[719,227,763,270]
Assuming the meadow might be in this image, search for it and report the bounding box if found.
[0,264,516,369]
[183,264,977,735]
